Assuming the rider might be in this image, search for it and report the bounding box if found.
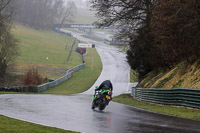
[92,79,113,109]
[95,79,113,92]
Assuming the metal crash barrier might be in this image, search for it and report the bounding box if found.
[0,63,85,93]
[38,63,85,92]
[132,88,200,109]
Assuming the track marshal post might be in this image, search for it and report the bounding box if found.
[78,43,95,63]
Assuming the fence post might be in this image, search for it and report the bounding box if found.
[132,87,136,98]
[72,71,74,77]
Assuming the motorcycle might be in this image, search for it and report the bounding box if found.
[91,87,113,110]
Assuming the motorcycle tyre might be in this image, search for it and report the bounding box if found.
[99,98,106,111]
[91,100,96,110]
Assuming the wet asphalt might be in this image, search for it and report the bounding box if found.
[0,30,200,133]
[0,94,200,133]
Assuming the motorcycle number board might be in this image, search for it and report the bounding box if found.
[78,43,95,48]
[106,95,111,99]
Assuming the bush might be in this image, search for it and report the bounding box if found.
[23,68,43,86]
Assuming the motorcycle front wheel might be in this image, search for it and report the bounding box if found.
[91,100,96,110]
[99,98,106,110]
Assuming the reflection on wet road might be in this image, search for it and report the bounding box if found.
[0,94,200,133]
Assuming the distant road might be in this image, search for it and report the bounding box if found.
[63,29,131,96]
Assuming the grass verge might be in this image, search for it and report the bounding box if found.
[8,24,83,84]
[0,115,77,133]
[74,8,97,24]
[130,69,138,82]
[12,24,81,67]
[42,48,102,94]
[113,94,200,120]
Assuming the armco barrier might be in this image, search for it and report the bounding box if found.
[0,86,38,93]
[132,88,200,109]
[38,63,85,92]
[0,64,85,93]
[66,63,85,74]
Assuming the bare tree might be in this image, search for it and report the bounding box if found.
[59,0,77,28]
[0,0,19,82]
[13,0,68,29]
[91,0,156,28]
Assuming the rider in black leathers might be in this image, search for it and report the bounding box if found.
[92,80,113,109]
[95,80,113,92]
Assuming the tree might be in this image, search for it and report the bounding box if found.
[90,0,156,78]
[127,25,156,79]
[0,0,19,82]
[13,0,68,29]
[59,0,77,28]
[91,0,156,27]
[151,0,200,67]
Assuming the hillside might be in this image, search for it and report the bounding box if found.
[10,24,82,81]
[73,8,97,24]
[138,60,200,89]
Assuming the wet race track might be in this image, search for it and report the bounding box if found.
[1,94,200,133]
[0,30,200,133]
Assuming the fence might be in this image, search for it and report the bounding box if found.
[0,86,38,93]
[55,28,72,36]
[38,63,85,92]
[0,63,85,93]
[132,88,200,109]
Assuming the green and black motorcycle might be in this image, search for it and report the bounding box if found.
[91,86,113,110]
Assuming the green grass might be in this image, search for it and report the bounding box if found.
[113,94,200,120]
[155,67,179,88]
[73,9,97,24]
[0,115,77,133]
[8,24,103,94]
[66,39,84,68]
[130,69,138,82]
[42,48,102,94]
[172,79,185,88]
[12,25,82,67]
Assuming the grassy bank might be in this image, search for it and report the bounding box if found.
[42,48,102,94]
[13,25,81,66]
[0,115,77,133]
[130,69,138,82]
[138,60,200,89]
[74,8,97,24]
[113,94,200,120]
[11,25,82,79]
[7,24,103,94]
